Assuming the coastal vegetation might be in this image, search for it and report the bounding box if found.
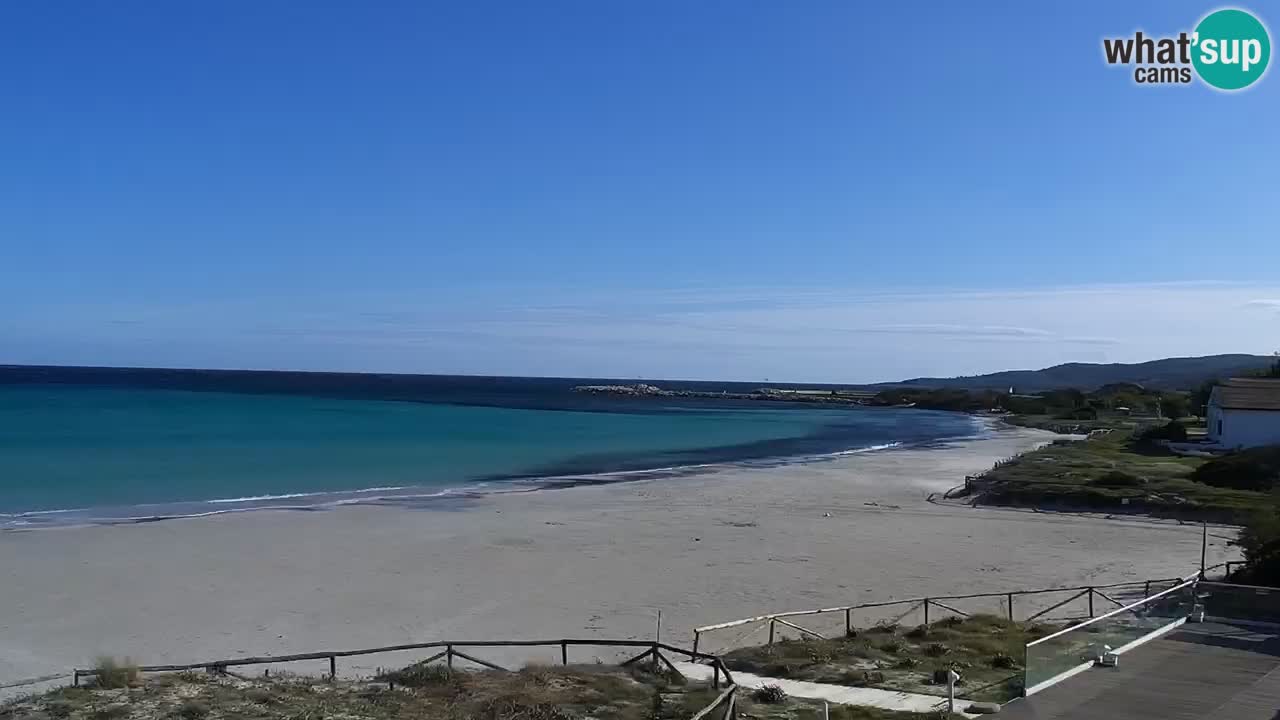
[870,381,1195,435]
[965,429,1280,522]
[721,614,1053,703]
[1203,446,1280,586]
[0,663,957,720]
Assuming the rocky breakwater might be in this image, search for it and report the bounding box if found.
[572,383,871,405]
[574,383,666,396]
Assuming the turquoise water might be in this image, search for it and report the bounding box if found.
[0,382,982,526]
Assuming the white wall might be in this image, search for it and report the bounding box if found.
[1207,403,1224,443]
[1217,408,1280,448]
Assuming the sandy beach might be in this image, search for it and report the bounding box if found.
[0,425,1237,686]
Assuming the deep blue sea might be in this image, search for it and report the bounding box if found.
[0,367,984,528]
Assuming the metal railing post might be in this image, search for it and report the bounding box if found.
[1007,592,1015,621]
[1088,589,1095,618]
[768,619,775,645]
[924,598,930,625]
[845,608,852,636]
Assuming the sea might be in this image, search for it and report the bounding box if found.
[0,366,986,529]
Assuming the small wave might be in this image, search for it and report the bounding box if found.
[207,485,413,504]
[207,492,321,504]
[2,431,996,531]
[829,442,903,456]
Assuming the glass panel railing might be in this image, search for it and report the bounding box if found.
[1024,580,1196,694]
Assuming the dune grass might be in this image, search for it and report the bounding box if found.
[4,660,749,720]
[973,431,1269,522]
[0,662,962,720]
[722,614,1057,702]
[89,657,139,690]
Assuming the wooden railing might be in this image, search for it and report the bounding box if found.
[71,638,740,718]
[692,572,1200,654]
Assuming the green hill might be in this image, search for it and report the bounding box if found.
[882,354,1272,392]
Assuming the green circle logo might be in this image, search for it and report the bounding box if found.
[1193,9,1271,90]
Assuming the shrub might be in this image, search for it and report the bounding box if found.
[764,662,795,678]
[923,643,950,657]
[376,662,454,688]
[894,657,921,669]
[91,705,129,720]
[838,670,886,687]
[1231,510,1280,586]
[1090,470,1146,488]
[244,688,278,705]
[751,684,787,704]
[878,640,902,653]
[1192,447,1280,491]
[177,701,209,720]
[867,622,898,634]
[92,657,139,689]
[991,653,1018,669]
[904,625,929,640]
[1138,420,1188,443]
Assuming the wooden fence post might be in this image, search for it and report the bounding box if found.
[1088,589,1095,618]
[924,599,930,625]
[845,608,852,636]
[693,631,700,656]
[329,656,336,680]
[768,619,775,645]
[1007,593,1015,621]
[561,641,568,666]
[446,645,454,670]
[1144,580,1151,598]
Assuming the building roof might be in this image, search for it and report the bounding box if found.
[1212,377,1280,411]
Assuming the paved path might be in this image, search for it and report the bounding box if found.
[672,661,978,717]
[1000,621,1280,719]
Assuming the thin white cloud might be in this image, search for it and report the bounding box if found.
[4,281,1277,382]
[863,324,1055,338]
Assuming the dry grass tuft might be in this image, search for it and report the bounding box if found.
[91,657,140,690]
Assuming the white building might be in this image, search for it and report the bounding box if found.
[1207,378,1280,448]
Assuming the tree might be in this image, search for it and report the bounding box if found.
[1266,353,1280,378]
[1190,380,1217,417]
[1235,509,1280,586]
[1159,394,1190,420]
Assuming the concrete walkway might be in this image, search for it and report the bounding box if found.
[673,661,977,717]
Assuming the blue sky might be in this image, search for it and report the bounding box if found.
[2,1,1277,382]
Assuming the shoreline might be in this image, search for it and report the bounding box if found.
[1,419,990,532]
[0,424,1237,687]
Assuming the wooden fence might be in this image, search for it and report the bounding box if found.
[691,571,1205,655]
[71,638,740,719]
